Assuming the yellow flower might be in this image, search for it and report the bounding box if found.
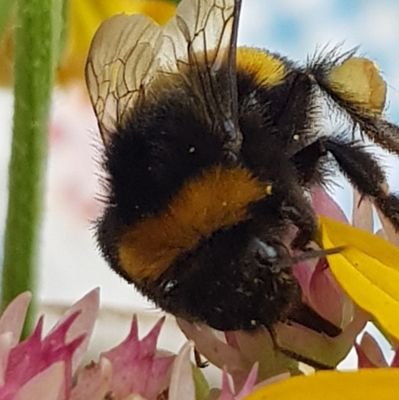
[245,369,399,400]
[0,0,177,85]
[320,215,399,341]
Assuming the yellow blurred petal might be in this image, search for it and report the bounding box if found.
[328,57,387,115]
[319,216,399,341]
[68,0,175,54]
[0,1,177,85]
[244,369,399,400]
[59,0,176,83]
[0,28,13,85]
[137,0,177,23]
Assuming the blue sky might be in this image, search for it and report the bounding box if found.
[239,0,399,117]
[239,0,399,209]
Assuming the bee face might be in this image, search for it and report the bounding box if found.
[147,219,300,330]
[86,0,399,331]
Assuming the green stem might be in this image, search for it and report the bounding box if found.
[0,0,14,39]
[1,0,63,329]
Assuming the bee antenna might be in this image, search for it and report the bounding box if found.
[293,246,345,263]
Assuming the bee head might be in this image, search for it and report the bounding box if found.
[149,204,303,330]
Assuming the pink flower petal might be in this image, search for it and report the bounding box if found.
[391,348,399,367]
[352,191,373,232]
[275,307,368,368]
[294,187,351,326]
[14,362,65,400]
[355,346,376,368]
[42,311,86,392]
[308,260,353,328]
[3,316,45,389]
[176,319,245,374]
[48,288,99,373]
[376,209,399,246]
[355,344,378,368]
[292,258,317,300]
[218,371,235,400]
[102,316,174,399]
[177,320,285,390]
[355,332,388,368]
[224,332,240,350]
[71,358,112,400]
[369,182,399,245]
[139,317,164,357]
[168,341,195,400]
[0,292,32,344]
[45,312,80,346]
[218,364,258,400]
[0,333,13,386]
[235,363,258,398]
[293,188,354,328]
[1,313,84,399]
[232,329,294,386]
[311,187,347,222]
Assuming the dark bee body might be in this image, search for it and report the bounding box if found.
[87,0,399,331]
[97,49,323,330]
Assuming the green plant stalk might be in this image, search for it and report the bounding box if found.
[1,0,62,326]
[0,0,14,39]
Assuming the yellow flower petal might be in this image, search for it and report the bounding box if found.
[68,0,175,55]
[59,0,176,82]
[319,216,399,341]
[244,369,399,400]
[0,0,177,85]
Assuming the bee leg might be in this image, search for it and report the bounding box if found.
[289,303,342,337]
[279,188,318,250]
[325,138,399,230]
[310,59,399,155]
[289,138,334,249]
[291,138,328,186]
[265,325,331,369]
[194,348,209,368]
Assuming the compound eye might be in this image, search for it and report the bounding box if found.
[247,237,279,265]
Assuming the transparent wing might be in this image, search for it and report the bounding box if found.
[162,0,242,157]
[85,13,162,144]
[85,0,242,155]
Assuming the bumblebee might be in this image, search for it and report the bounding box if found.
[85,0,399,331]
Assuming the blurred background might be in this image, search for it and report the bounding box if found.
[0,0,398,364]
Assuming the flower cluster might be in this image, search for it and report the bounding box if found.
[1,187,398,399]
[0,288,261,399]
